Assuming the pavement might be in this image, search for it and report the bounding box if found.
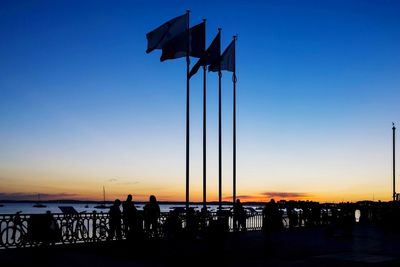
[1,224,399,267]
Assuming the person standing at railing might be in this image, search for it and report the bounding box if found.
[262,199,282,232]
[185,208,199,238]
[163,209,182,240]
[144,195,160,237]
[122,194,137,239]
[108,199,122,240]
[233,199,246,231]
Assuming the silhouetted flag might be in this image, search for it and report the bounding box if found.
[160,22,205,62]
[189,31,221,78]
[209,38,235,72]
[146,13,188,54]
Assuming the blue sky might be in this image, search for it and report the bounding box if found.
[0,0,399,202]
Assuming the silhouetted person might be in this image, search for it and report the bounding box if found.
[199,206,209,232]
[287,206,298,228]
[163,209,182,239]
[338,203,354,237]
[233,199,246,231]
[122,194,137,239]
[262,199,282,232]
[11,212,22,241]
[108,199,122,240]
[144,195,160,237]
[358,206,369,224]
[44,210,60,245]
[185,208,199,239]
[321,208,329,225]
[311,203,321,226]
[215,207,230,235]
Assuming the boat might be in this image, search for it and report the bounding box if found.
[33,194,47,208]
[94,186,108,209]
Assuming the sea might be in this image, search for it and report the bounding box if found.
[0,202,257,215]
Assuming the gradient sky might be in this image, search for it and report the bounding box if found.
[0,0,399,203]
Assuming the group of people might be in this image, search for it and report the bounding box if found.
[108,196,381,240]
[108,194,160,240]
[107,196,250,240]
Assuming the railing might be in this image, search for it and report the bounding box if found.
[0,211,268,249]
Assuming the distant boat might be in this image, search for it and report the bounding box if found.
[33,194,47,208]
[0,204,4,207]
[94,186,108,209]
[84,204,89,208]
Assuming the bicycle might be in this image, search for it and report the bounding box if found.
[94,214,109,240]
[60,212,90,242]
[59,211,109,242]
[1,212,30,247]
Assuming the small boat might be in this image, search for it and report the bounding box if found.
[84,204,89,208]
[0,204,4,207]
[33,194,47,208]
[94,186,108,209]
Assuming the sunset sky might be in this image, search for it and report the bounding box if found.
[1,0,399,203]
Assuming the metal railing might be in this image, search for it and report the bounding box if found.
[0,211,268,249]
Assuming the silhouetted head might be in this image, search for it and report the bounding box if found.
[127,194,132,202]
[114,199,121,206]
[236,199,241,204]
[270,199,276,204]
[149,195,157,203]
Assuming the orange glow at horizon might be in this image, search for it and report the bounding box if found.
[0,184,392,203]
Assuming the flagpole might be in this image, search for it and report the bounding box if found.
[202,18,207,211]
[393,122,396,202]
[185,10,190,211]
[218,28,222,210]
[233,35,237,205]
[203,64,207,210]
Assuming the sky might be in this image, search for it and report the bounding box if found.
[0,0,399,203]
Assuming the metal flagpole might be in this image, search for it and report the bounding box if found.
[218,29,222,209]
[233,35,237,204]
[203,64,207,210]
[202,19,207,211]
[393,122,396,202]
[185,10,190,211]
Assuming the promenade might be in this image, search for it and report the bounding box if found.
[1,224,399,267]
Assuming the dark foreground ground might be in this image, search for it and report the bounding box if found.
[1,225,400,267]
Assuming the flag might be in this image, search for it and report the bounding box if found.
[189,31,220,78]
[146,13,188,54]
[209,38,235,72]
[160,21,205,62]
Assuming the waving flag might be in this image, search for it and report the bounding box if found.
[146,13,188,54]
[189,31,220,78]
[209,38,235,72]
[160,21,205,62]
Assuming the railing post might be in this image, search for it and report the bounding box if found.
[92,211,97,241]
